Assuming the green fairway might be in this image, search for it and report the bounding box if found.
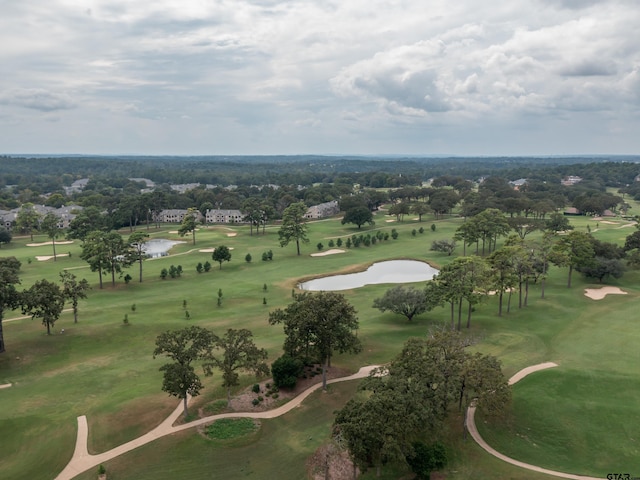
[1,211,639,479]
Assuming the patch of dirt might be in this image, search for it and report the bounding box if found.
[307,443,359,480]
[222,365,353,413]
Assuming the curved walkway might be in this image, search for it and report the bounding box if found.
[467,362,605,480]
[56,362,607,480]
[54,365,380,480]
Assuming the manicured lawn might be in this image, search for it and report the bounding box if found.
[1,211,639,479]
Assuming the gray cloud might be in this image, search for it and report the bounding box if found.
[0,0,638,155]
[0,89,76,112]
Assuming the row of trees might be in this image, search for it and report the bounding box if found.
[375,227,629,330]
[153,326,269,417]
[333,329,510,477]
[0,257,90,352]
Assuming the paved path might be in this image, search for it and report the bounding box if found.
[467,362,605,480]
[54,365,380,480]
[56,362,607,480]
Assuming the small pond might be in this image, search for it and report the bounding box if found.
[143,239,186,258]
[299,260,439,291]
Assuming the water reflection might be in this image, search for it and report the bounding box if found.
[299,260,439,291]
[142,239,186,258]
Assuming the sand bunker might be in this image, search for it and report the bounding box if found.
[385,219,396,223]
[584,286,628,300]
[36,254,69,261]
[0,383,11,389]
[310,249,346,257]
[600,221,618,225]
[198,247,234,253]
[226,233,237,237]
[27,240,74,247]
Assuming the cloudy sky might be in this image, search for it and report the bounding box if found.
[1,0,638,156]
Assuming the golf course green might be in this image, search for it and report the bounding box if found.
[1,209,638,479]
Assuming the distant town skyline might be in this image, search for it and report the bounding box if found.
[1,1,638,156]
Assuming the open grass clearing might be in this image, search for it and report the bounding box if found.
[1,213,639,479]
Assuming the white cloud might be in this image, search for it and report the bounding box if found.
[0,0,638,154]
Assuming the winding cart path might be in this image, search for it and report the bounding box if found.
[467,362,605,480]
[55,361,605,480]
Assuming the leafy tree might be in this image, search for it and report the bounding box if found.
[435,256,489,330]
[81,230,130,288]
[40,212,62,261]
[550,230,595,287]
[488,246,519,316]
[153,326,216,418]
[334,388,416,477]
[335,329,507,477]
[372,285,431,322]
[454,221,480,256]
[545,212,573,234]
[104,232,132,286]
[59,271,90,323]
[578,257,625,283]
[128,231,149,282]
[507,216,545,239]
[271,354,304,389]
[212,245,232,269]
[269,292,361,390]
[14,203,41,241]
[430,239,457,256]
[341,206,374,229]
[0,257,22,353]
[204,328,269,405]
[411,202,431,222]
[623,229,640,252]
[472,208,511,255]
[406,442,447,480]
[0,227,11,247]
[429,189,459,219]
[178,207,199,245]
[245,253,252,263]
[278,202,309,255]
[241,197,263,236]
[21,279,66,335]
[66,206,109,241]
[388,202,410,221]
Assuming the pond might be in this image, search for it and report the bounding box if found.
[299,260,439,291]
[143,239,186,258]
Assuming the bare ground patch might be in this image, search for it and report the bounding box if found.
[202,365,353,414]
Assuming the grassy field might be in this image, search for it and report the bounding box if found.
[0,209,638,479]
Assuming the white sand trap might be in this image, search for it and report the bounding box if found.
[198,247,234,253]
[27,240,74,247]
[487,288,514,296]
[0,383,12,389]
[385,219,396,223]
[226,233,237,237]
[600,221,618,225]
[36,254,69,261]
[310,249,346,257]
[584,286,628,300]
[620,223,636,228]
